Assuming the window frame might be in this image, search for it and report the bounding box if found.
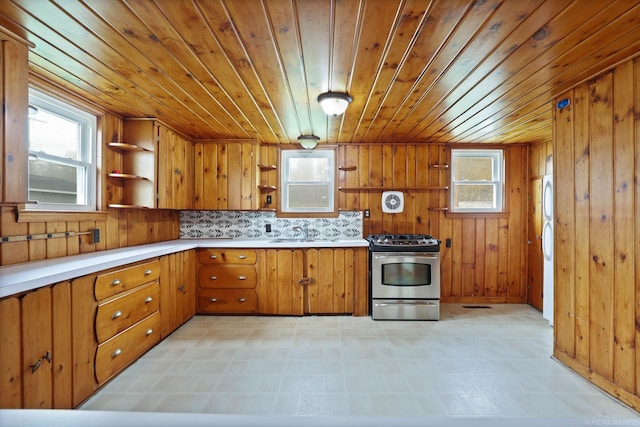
[278,146,337,216]
[449,148,505,214]
[27,88,98,211]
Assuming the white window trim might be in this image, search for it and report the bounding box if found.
[280,149,336,213]
[27,88,97,211]
[450,148,504,213]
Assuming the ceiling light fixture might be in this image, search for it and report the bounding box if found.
[298,134,320,150]
[317,92,352,116]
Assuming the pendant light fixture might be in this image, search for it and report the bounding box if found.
[298,134,320,150]
[317,92,352,116]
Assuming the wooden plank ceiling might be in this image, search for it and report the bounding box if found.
[1,0,639,145]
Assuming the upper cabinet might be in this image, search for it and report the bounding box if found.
[106,119,193,210]
[1,37,30,205]
[194,140,258,210]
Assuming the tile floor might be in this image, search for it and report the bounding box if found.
[80,304,639,421]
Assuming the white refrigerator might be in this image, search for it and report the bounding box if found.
[542,175,554,326]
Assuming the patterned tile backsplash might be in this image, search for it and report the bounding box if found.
[179,210,363,240]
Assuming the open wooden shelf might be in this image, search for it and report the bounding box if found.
[338,166,357,171]
[107,173,151,181]
[107,142,152,152]
[258,185,277,193]
[107,204,149,209]
[257,164,277,171]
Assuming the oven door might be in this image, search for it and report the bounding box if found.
[371,252,440,299]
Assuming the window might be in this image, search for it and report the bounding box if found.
[28,88,97,211]
[450,149,504,213]
[280,149,335,213]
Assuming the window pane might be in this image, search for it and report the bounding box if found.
[453,184,495,209]
[288,157,328,181]
[28,158,82,204]
[29,109,81,160]
[454,157,493,181]
[288,184,329,208]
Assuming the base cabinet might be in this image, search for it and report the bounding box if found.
[196,249,259,314]
[0,282,73,409]
[160,250,196,338]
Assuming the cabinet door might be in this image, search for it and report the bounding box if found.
[157,127,193,209]
[176,250,196,325]
[306,248,354,314]
[257,249,304,315]
[71,274,99,407]
[21,287,53,409]
[0,297,22,408]
[194,141,258,210]
[1,39,29,204]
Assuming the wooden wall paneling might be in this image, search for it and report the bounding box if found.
[554,88,576,358]
[117,209,129,248]
[474,218,486,297]
[588,72,615,381]
[0,296,21,408]
[240,142,255,209]
[449,217,463,298]
[217,143,228,209]
[343,248,355,314]
[332,248,347,313]
[484,219,499,298]
[66,220,80,256]
[193,142,204,209]
[1,207,28,265]
[51,281,72,409]
[368,145,383,233]
[506,146,527,300]
[461,218,476,297]
[45,221,66,260]
[635,57,640,400]
[496,218,509,297]
[21,286,52,409]
[573,83,591,367]
[27,221,46,261]
[357,147,370,235]
[611,60,636,392]
[352,247,368,316]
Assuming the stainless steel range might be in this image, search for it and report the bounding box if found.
[367,234,441,320]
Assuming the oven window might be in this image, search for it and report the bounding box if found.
[381,263,432,286]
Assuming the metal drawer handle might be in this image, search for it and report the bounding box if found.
[210,255,217,259]
[209,276,217,280]
[238,275,247,280]
[30,351,52,374]
[238,298,246,303]
[144,296,153,303]
[145,328,153,336]
[110,279,121,286]
[111,348,122,358]
[237,255,247,259]
[209,298,218,302]
[112,310,122,319]
[144,269,152,275]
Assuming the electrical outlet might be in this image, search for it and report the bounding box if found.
[266,195,272,205]
[265,223,272,233]
[364,209,370,218]
[445,238,451,248]
[90,228,100,244]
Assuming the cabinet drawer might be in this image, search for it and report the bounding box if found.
[198,265,257,288]
[198,249,256,265]
[94,260,160,300]
[95,282,160,343]
[197,289,257,313]
[95,312,160,384]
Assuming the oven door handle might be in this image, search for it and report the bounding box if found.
[374,301,438,307]
[373,254,439,260]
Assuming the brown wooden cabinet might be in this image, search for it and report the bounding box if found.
[257,247,368,316]
[160,250,196,338]
[0,281,73,409]
[107,119,193,209]
[196,249,259,313]
[1,36,30,204]
[194,140,258,210]
[71,259,161,406]
[157,126,194,209]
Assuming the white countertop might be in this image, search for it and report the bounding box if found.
[0,238,368,299]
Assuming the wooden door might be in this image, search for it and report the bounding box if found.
[527,178,543,311]
[177,250,196,324]
[257,249,304,315]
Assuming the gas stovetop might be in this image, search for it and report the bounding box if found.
[366,234,441,252]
